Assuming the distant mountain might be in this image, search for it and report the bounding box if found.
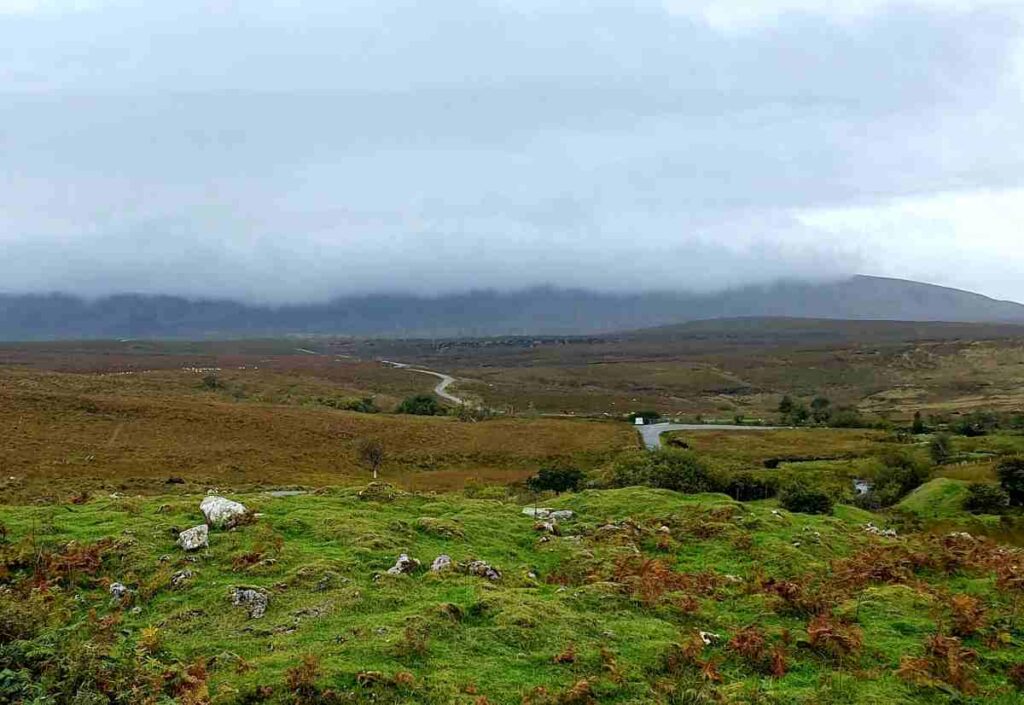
[2,275,1023,340]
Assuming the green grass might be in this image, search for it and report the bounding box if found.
[3,486,1023,704]
[895,478,972,520]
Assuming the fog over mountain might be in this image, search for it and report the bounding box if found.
[3,276,1023,340]
[2,1,1023,307]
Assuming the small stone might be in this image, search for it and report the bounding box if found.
[109,582,130,600]
[386,553,421,576]
[232,587,269,619]
[699,631,721,645]
[177,524,209,551]
[430,554,453,573]
[171,570,194,588]
[465,560,502,582]
[658,525,672,534]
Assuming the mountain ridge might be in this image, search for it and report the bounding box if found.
[2,275,1023,340]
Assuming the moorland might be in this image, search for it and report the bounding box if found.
[3,319,1024,704]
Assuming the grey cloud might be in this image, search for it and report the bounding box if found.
[0,1,1022,302]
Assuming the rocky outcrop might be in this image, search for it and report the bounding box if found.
[200,496,248,528]
[232,587,269,619]
[177,524,209,551]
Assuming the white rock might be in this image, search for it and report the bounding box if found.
[430,554,453,572]
[109,582,130,600]
[522,507,552,519]
[200,496,248,528]
[232,587,269,619]
[699,631,721,645]
[549,510,574,521]
[386,554,421,575]
[177,524,209,551]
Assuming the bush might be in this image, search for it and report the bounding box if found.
[929,433,954,464]
[872,450,931,506]
[778,481,834,515]
[628,410,661,424]
[527,467,584,494]
[608,449,714,494]
[828,407,868,428]
[719,471,778,502]
[963,483,1010,514]
[395,395,444,416]
[997,457,1024,506]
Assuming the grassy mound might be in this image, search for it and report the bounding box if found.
[2,487,1023,703]
[896,478,972,519]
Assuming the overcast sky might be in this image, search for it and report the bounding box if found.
[2,0,1023,303]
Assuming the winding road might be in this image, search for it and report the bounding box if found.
[380,361,467,405]
[638,422,781,450]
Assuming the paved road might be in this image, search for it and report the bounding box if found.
[380,360,466,405]
[638,423,781,450]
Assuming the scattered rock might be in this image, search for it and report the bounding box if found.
[177,524,209,551]
[200,496,248,528]
[521,507,574,521]
[232,587,269,619]
[430,554,453,573]
[386,554,421,576]
[724,574,744,584]
[109,582,130,601]
[465,560,502,582]
[316,572,341,592]
[658,525,672,534]
[949,531,975,541]
[864,523,898,538]
[534,520,559,535]
[696,631,720,647]
[171,570,194,588]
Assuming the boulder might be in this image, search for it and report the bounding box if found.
[522,507,574,520]
[177,524,209,551]
[386,553,421,576]
[109,582,130,601]
[466,560,502,582]
[232,587,269,619]
[430,554,453,573]
[200,496,248,528]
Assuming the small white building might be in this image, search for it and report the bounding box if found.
[634,417,645,426]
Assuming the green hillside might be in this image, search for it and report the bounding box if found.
[3,486,1023,704]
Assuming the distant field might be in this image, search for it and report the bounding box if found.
[0,359,634,503]
[332,319,1024,420]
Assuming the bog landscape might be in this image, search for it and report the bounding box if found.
[4,314,1024,704]
[5,2,1024,703]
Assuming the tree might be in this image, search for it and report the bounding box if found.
[810,397,832,424]
[911,411,926,435]
[358,438,385,480]
[872,449,931,505]
[963,483,1010,514]
[526,466,584,494]
[778,396,795,416]
[997,457,1024,506]
[396,394,444,416]
[929,433,954,465]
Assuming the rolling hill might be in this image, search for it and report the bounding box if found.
[2,275,1023,340]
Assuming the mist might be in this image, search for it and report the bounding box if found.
[2,1,1023,303]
